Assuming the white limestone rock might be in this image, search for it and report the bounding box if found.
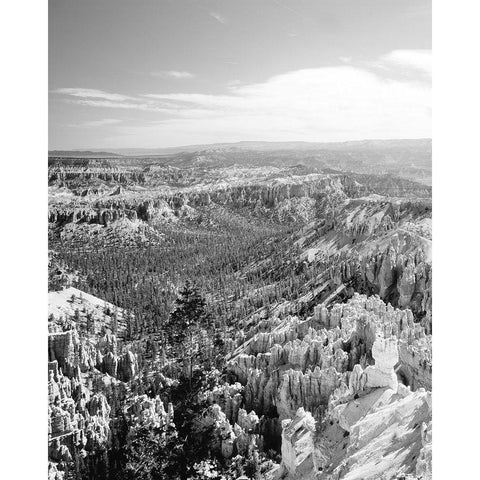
[363,337,399,391]
[281,408,316,479]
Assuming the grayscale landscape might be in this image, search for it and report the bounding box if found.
[48,2,432,479]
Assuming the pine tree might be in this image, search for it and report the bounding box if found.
[165,280,211,345]
[164,281,212,385]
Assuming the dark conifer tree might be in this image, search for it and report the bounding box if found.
[165,280,211,345]
[164,281,213,385]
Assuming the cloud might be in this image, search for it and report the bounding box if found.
[55,50,431,147]
[209,12,227,24]
[381,49,431,72]
[75,118,122,128]
[152,70,195,79]
[56,89,178,113]
[376,49,432,78]
[53,88,134,102]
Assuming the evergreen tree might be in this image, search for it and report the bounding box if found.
[164,281,213,384]
[166,280,211,343]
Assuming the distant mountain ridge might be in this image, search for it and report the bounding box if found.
[49,150,124,158]
[49,138,431,157]
[49,138,432,185]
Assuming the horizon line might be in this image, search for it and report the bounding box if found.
[49,137,432,154]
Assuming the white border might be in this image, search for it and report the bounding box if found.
[2,1,479,479]
[1,0,47,478]
[433,1,480,478]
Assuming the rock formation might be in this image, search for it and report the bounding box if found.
[47,157,432,478]
[281,408,316,478]
[363,337,399,391]
[278,336,432,479]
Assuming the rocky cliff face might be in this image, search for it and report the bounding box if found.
[48,359,125,479]
[281,408,316,478]
[48,289,143,478]
[277,334,432,480]
[177,294,426,479]
[47,281,432,479]
[289,195,432,324]
[48,282,432,478]
[48,174,348,226]
[49,170,430,232]
[48,288,138,381]
[219,293,432,478]
[47,161,432,479]
[49,165,146,185]
[228,293,431,418]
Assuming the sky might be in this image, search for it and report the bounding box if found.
[49,0,431,150]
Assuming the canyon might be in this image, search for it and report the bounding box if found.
[48,142,432,480]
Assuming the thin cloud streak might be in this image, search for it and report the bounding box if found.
[53,88,135,102]
[151,70,195,79]
[62,97,180,113]
[71,118,122,128]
